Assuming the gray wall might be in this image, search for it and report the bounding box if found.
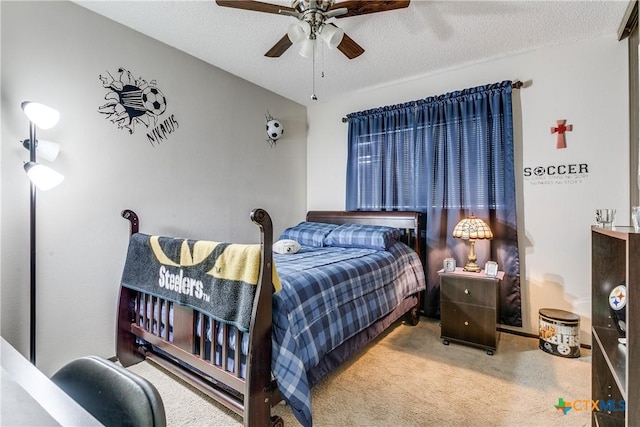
[1,1,307,375]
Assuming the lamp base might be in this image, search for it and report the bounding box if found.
[463,238,482,272]
[463,261,481,273]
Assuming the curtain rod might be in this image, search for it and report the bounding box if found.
[341,80,523,123]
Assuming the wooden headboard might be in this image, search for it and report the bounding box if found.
[305,210,424,260]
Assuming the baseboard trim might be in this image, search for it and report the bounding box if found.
[497,326,592,350]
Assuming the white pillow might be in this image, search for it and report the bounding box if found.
[273,239,301,254]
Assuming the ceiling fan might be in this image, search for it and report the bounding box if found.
[215,1,410,59]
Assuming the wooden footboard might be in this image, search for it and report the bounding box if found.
[116,208,282,427]
[116,209,424,427]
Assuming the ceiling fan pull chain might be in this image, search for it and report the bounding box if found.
[321,43,325,78]
[311,42,317,100]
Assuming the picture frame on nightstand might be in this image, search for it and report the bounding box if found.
[443,257,456,272]
[485,261,498,277]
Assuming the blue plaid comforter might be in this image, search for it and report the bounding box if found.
[272,242,426,426]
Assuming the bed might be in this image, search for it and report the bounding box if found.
[116,209,426,427]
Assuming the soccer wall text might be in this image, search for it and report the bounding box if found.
[523,163,589,186]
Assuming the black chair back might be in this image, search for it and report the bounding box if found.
[51,356,166,427]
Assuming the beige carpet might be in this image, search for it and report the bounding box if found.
[127,318,592,427]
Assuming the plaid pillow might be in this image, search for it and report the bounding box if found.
[323,224,402,250]
[278,221,338,247]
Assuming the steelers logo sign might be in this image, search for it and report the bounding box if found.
[609,284,627,311]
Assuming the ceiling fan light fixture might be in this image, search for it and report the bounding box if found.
[298,37,315,58]
[321,23,343,49]
[218,0,411,60]
[287,21,311,43]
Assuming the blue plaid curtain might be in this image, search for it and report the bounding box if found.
[345,81,521,327]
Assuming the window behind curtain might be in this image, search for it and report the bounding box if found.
[352,126,419,210]
[352,117,506,210]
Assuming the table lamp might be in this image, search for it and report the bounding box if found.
[452,214,493,272]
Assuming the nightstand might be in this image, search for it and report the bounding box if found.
[439,267,503,355]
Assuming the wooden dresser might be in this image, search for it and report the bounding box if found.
[439,268,503,355]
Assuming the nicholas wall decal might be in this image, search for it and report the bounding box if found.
[98,67,179,146]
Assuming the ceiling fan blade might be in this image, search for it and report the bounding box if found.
[265,34,293,57]
[337,33,365,59]
[215,0,295,15]
[331,1,410,18]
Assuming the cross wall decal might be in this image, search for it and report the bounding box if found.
[550,119,573,149]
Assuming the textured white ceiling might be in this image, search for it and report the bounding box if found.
[73,0,631,106]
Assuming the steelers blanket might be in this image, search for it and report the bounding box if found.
[121,233,280,332]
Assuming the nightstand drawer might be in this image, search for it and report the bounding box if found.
[441,301,498,348]
[440,275,497,307]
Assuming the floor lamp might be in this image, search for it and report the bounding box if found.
[21,101,64,365]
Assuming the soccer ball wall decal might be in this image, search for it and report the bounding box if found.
[265,111,284,148]
[142,87,167,116]
[267,119,283,139]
